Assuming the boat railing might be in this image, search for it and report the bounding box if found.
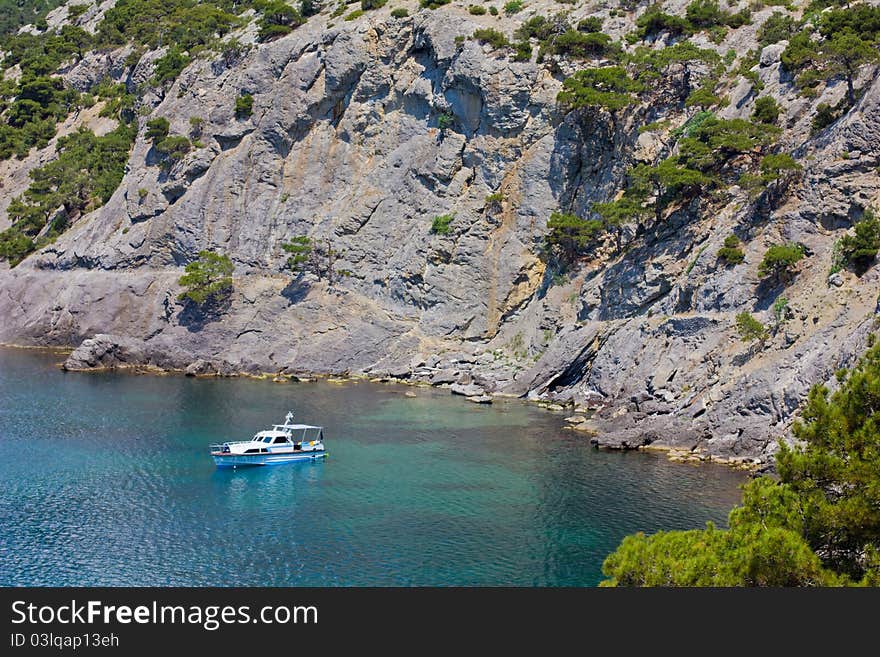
[209,439,253,453]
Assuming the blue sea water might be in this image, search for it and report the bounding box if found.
[0,348,746,586]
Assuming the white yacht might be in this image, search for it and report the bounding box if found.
[210,412,327,467]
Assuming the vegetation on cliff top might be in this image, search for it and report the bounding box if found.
[0,0,877,306]
[0,122,136,265]
[0,0,67,38]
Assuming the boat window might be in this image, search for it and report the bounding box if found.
[263,436,273,443]
[273,436,288,444]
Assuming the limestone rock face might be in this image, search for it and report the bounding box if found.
[4,4,880,463]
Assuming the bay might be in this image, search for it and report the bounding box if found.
[0,348,746,586]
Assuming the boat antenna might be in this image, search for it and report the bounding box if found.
[285,411,294,426]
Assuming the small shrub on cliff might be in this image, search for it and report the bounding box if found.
[675,116,779,178]
[257,1,306,42]
[188,116,204,138]
[549,30,620,60]
[514,15,565,51]
[235,93,254,119]
[685,85,721,109]
[485,192,504,208]
[592,196,649,252]
[758,243,804,282]
[772,296,790,330]
[811,103,839,134]
[468,5,487,15]
[751,96,780,125]
[437,111,454,135]
[154,135,191,167]
[473,28,509,50]
[685,0,725,28]
[361,0,387,9]
[178,251,234,305]
[628,158,712,218]
[513,40,532,62]
[420,0,450,8]
[735,311,768,344]
[557,66,642,114]
[390,7,409,17]
[68,4,90,22]
[758,11,799,47]
[504,0,524,15]
[759,153,801,191]
[220,39,249,68]
[431,214,454,235]
[578,17,603,33]
[301,0,319,17]
[633,4,692,41]
[145,117,170,142]
[839,210,880,274]
[282,235,314,273]
[152,46,190,85]
[717,234,745,265]
[545,211,603,263]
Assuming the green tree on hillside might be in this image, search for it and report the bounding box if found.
[758,242,805,283]
[735,311,768,344]
[603,338,880,586]
[592,196,649,253]
[178,251,234,305]
[145,117,170,142]
[717,234,744,265]
[257,1,305,41]
[629,159,711,221]
[751,97,780,125]
[235,93,254,119]
[839,210,880,274]
[823,28,879,105]
[545,211,604,263]
[557,67,643,114]
[760,153,801,193]
[0,124,135,265]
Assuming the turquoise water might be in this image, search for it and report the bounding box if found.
[0,348,746,586]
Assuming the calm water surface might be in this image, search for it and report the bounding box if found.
[0,348,746,586]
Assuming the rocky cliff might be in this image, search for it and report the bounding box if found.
[2,0,879,464]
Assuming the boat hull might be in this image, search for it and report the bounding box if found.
[212,450,328,468]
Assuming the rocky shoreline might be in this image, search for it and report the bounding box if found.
[5,334,758,471]
[3,3,880,470]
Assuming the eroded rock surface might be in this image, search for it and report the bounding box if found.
[4,3,880,463]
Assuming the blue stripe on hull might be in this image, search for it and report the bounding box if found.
[213,451,328,467]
